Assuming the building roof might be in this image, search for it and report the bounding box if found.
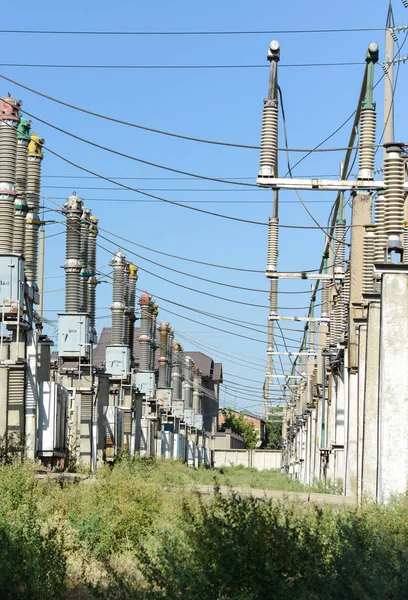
[92,327,222,382]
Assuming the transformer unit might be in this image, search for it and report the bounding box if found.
[38,382,68,458]
[58,313,90,359]
[156,388,171,410]
[0,254,25,316]
[184,408,195,427]
[172,400,184,419]
[135,372,156,401]
[105,345,131,380]
[194,414,203,431]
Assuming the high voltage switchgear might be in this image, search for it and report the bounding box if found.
[255,8,408,503]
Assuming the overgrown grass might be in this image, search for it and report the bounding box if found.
[1,458,408,599]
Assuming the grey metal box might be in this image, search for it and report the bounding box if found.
[156,388,171,409]
[194,414,203,430]
[135,372,156,400]
[105,345,131,379]
[38,381,68,456]
[184,408,195,427]
[0,254,25,314]
[58,313,90,358]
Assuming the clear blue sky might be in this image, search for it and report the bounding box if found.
[4,0,405,414]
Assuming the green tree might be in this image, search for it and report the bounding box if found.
[220,409,258,449]
[264,407,283,450]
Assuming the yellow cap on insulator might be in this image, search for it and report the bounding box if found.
[129,263,138,279]
[28,132,44,159]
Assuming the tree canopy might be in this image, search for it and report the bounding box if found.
[220,409,258,450]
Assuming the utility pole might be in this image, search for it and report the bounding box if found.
[383,3,395,160]
[260,40,280,420]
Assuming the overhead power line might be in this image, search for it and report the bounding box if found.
[0,27,384,35]
[0,61,364,70]
[0,72,374,153]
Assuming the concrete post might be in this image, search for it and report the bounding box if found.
[361,298,380,499]
[357,321,368,502]
[334,365,346,483]
[377,266,408,502]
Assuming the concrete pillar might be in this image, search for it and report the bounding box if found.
[0,365,8,436]
[327,374,337,481]
[334,366,346,483]
[357,321,368,502]
[314,398,322,481]
[346,368,358,498]
[362,299,380,499]
[25,330,38,459]
[378,267,408,502]
[349,193,372,367]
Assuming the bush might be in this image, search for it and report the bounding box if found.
[140,492,408,600]
[0,463,66,599]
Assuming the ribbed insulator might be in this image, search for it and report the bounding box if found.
[127,276,137,353]
[171,346,182,400]
[341,270,350,330]
[25,214,40,281]
[111,311,124,346]
[383,150,405,240]
[79,220,89,312]
[65,272,80,312]
[321,279,329,318]
[404,226,408,265]
[150,324,157,371]
[111,258,125,345]
[112,264,124,303]
[374,194,386,263]
[259,99,278,176]
[13,211,26,255]
[88,284,96,329]
[138,340,150,371]
[158,361,168,388]
[123,271,130,346]
[334,222,346,271]
[363,229,375,294]
[329,297,340,347]
[269,279,278,314]
[26,159,41,212]
[0,121,18,182]
[25,159,42,281]
[87,232,97,328]
[64,213,81,311]
[0,199,14,253]
[15,140,28,193]
[358,108,376,179]
[266,216,279,271]
[140,303,150,337]
[183,358,194,408]
[66,214,81,262]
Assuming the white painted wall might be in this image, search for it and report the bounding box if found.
[213,449,282,470]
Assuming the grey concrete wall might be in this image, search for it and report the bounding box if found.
[213,449,282,470]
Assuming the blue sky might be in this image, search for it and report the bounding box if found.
[4,0,406,414]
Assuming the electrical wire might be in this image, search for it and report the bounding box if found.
[45,194,337,205]
[0,27,384,35]
[0,61,364,70]
[0,73,368,154]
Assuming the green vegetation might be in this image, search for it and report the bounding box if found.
[220,408,258,449]
[264,407,283,450]
[1,458,408,599]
